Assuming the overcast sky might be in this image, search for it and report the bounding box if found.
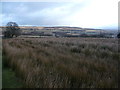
[1,0,119,30]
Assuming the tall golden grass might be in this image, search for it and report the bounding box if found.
[3,37,119,88]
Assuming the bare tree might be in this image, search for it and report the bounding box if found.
[4,22,21,38]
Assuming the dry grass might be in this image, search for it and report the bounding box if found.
[2,37,119,88]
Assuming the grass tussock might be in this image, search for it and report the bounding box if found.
[2,37,119,88]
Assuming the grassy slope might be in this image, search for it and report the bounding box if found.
[2,37,119,88]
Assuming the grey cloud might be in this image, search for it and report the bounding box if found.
[2,2,86,26]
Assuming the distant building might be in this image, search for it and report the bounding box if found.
[52,32,67,37]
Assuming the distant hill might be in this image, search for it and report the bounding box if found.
[0,26,118,38]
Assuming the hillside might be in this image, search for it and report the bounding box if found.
[0,26,118,38]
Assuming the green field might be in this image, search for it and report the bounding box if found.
[2,67,23,88]
[2,54,23,88]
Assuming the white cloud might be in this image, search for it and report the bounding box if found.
[2,14,16,25]
[63,0,118,29]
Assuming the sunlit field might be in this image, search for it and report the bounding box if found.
[2,37,119,88]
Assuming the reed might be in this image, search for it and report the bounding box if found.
[2,37,119,88]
